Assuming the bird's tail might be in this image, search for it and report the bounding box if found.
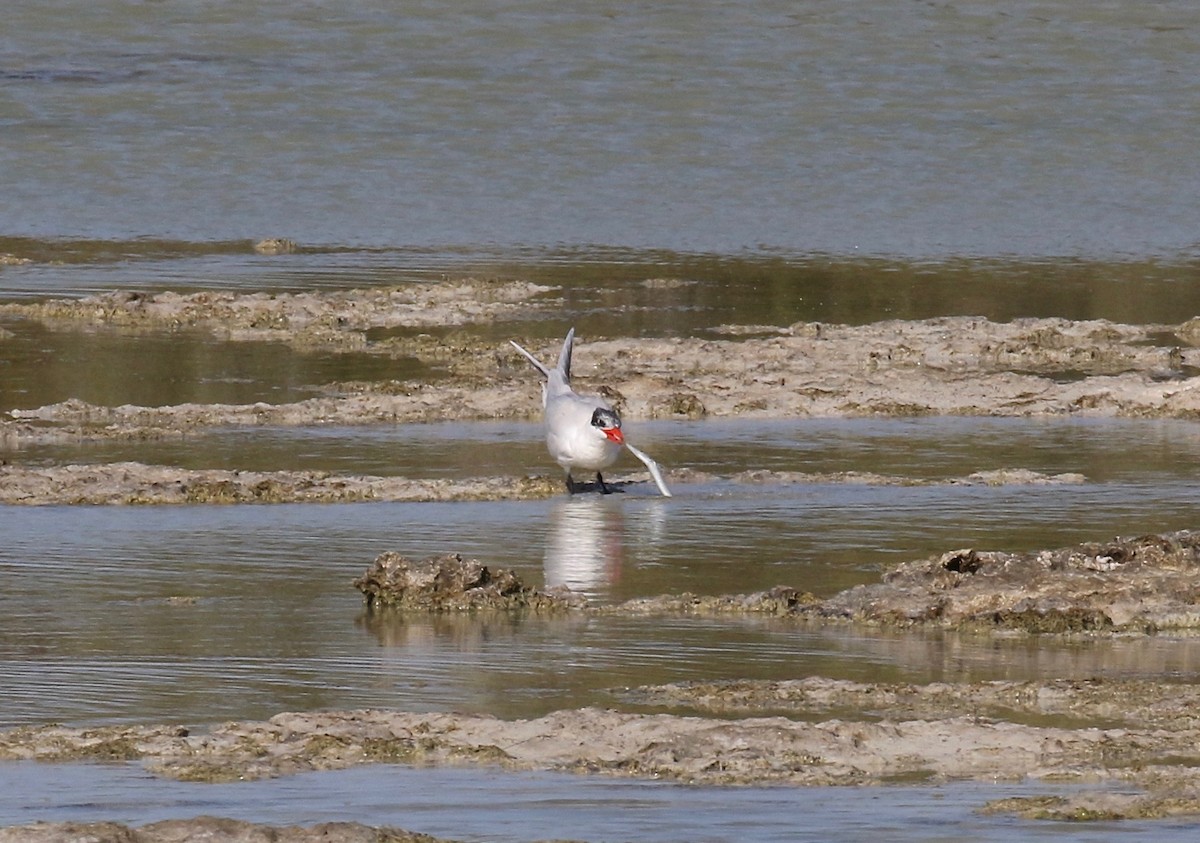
[509,327,574,385]
[555,327,574,383]
[509,340,551,379]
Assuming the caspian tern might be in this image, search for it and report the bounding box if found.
[510,328,672,497]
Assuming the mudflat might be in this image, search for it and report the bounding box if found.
[5,284,1200,450]
[7,533,1200,837]
[5,281,1200,839]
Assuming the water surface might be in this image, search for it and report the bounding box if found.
[5,761,1189,843]
[2,1,1199,259]
[4,418,1200,728]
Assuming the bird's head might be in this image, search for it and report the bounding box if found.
[590,407,624,445]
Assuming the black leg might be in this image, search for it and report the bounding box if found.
[596,472,612,494]
[565,472,577,494]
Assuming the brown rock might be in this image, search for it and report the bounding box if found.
[352,552,585,612]
[813,530,1200,632]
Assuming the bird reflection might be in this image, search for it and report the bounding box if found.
[543,497,626,595]
[543,497,672,597]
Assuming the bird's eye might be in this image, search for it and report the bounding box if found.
[591,408,620,429]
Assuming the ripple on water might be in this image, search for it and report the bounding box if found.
[3,417,1200,727]
[0,761,1179,843]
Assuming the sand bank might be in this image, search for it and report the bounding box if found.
[6,292,1200,448]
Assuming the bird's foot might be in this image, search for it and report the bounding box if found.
[596,473,625,494]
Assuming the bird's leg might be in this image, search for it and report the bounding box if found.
[596,472,612,494]
[565,472,577,495]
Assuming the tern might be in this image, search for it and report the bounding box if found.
[510,328,672,497]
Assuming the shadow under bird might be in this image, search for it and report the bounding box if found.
[509,328,672,497]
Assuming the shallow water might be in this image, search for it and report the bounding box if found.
[0,318,428,411]
[3,1,1200,260]
[6,761,1193,843]
[5,418,1200,728]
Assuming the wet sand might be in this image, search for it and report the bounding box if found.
[0,819,448,843]
[5,283,1200,838]
[0,462,1081,505]
[7,674,1200,825]
[0,281,556,349]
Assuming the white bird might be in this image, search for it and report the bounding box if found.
[510,328,672,496]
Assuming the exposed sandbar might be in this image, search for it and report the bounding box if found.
[0,462,1082,505]
[6,308,1200,447]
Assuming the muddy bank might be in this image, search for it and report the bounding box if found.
[0,462,564,505]
[567,529,1200,635]
[619,675,1200,730]
[0,702,1173,787]
[5,689,1200,823]
[7,311,1200,446]
[348,530,1200,634]
[0,281,556,351]
[811,530,1200,633]
[350,550,813,616]
[0,818,455,843]
[0,461,1082,505]
[9,533,1200,825]
[621,676,1200,821]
